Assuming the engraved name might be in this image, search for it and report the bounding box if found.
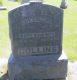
[22,16,53,24]
[16,32,55,39]
[14,46,58,55]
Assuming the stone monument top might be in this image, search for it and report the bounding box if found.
[21,0,43,4]
[9,1,63,56]
[29,0,43,2]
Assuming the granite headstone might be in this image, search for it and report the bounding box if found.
[8,0,68,80]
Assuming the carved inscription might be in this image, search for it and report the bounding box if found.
[12,15,58,55]
[21,16,53,24]
[13,32,58,55]
[14,46,58,55]
[9,3,63,56]
[16,32,55,39]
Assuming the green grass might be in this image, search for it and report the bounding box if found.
[0,0,20,58]
[0,10,9,57]
[63,0,77,61]
[0,0,77,61]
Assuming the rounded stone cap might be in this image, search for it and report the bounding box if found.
[60,0,68,9]
[29,0,43,3]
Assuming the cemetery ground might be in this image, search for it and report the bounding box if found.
[0,0,77,80]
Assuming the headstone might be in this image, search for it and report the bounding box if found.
[60,0,68,9]
[8,0,68,80]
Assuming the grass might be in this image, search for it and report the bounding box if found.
[0,0,77,61]
[0,0,20,58]
[0,10,9,58]
[63,0,77,61]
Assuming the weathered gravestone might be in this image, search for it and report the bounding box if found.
[8,0,68,80]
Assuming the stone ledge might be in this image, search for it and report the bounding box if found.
[8,52,68,80]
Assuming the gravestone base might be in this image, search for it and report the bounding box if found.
[8,52,68,80]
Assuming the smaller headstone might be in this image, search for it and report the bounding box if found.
[0,6,7,10]
[60,0,68,9]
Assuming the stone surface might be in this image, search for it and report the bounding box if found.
[8,52,67,80]
[9,2,63,56]
[21,0,43,4]
[60,0,68,9]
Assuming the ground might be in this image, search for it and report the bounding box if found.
[67,62,77,80]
